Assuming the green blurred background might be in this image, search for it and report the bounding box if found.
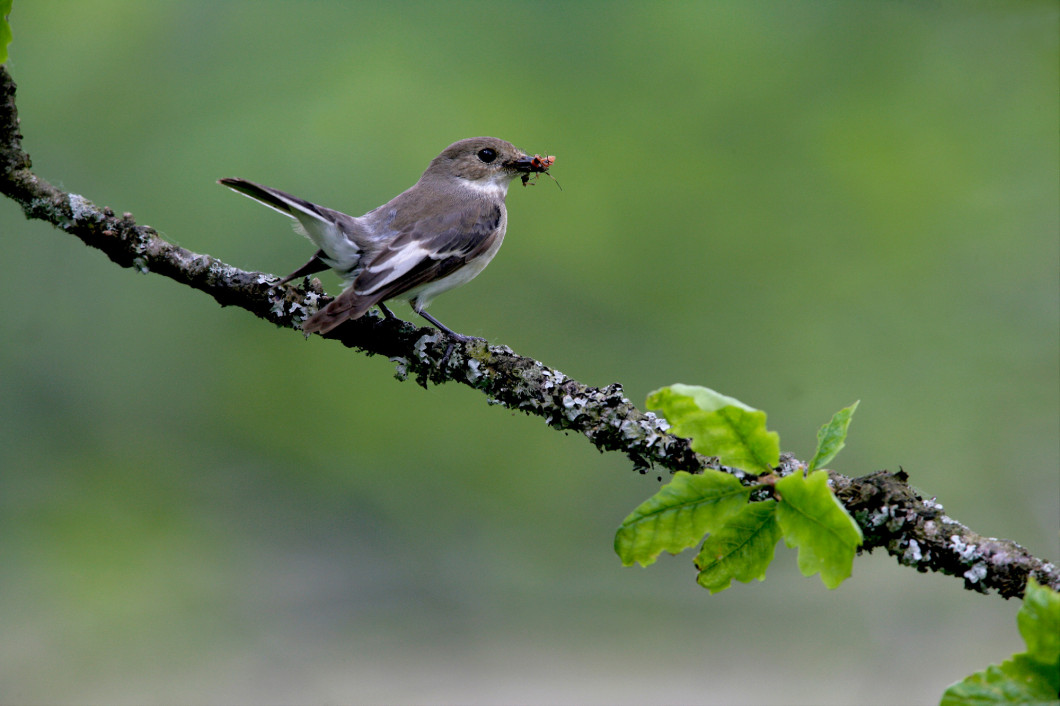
[1,2,1056,704]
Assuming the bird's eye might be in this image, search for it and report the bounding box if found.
[477,148,497,163]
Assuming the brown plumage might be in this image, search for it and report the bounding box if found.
[220,137,554,337]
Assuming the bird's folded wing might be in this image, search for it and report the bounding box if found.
[355,201,503,301]
[302,200,503,331]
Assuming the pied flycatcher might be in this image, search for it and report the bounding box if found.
[220,137,554,336]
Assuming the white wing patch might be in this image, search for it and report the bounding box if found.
[405,228,505,310]
[357,242,433,295]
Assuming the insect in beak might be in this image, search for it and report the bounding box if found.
[521,154,560,190]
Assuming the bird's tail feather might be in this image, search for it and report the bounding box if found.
[219,177,364,270]
[300,290,378,334]
[218,178,331,223]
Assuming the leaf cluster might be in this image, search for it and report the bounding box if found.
[615,384,862,592]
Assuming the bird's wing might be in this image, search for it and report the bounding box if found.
[355,200,503,299]
[301,200,503,333]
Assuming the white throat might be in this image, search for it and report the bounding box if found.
[458,175,510,198]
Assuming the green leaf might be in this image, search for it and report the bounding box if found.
[808,400,859,472]
[646,384,780,472]
[694,500,781,594]
[941,579,1060,705]
[615,470,750,567]
[774,470,863,589]
[0,0,11,66]
[940,653,1060,706]
[1019,578,1060,668]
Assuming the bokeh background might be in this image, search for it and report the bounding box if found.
[1,2,1057,704]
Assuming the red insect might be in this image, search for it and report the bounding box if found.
[521,154,560,189]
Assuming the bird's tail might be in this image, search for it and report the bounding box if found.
[218,177,364,273]
[218,178,327,220]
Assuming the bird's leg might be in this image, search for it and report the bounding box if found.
[278,250,330,285]
[416,309,457,368]
[415,308,481,370]
[415,309,468,340]
[439,341,456,370]
[377,302,397,320]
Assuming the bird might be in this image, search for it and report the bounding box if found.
[219,137,554,337]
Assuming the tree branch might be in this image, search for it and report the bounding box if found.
[3,65,1055,599]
